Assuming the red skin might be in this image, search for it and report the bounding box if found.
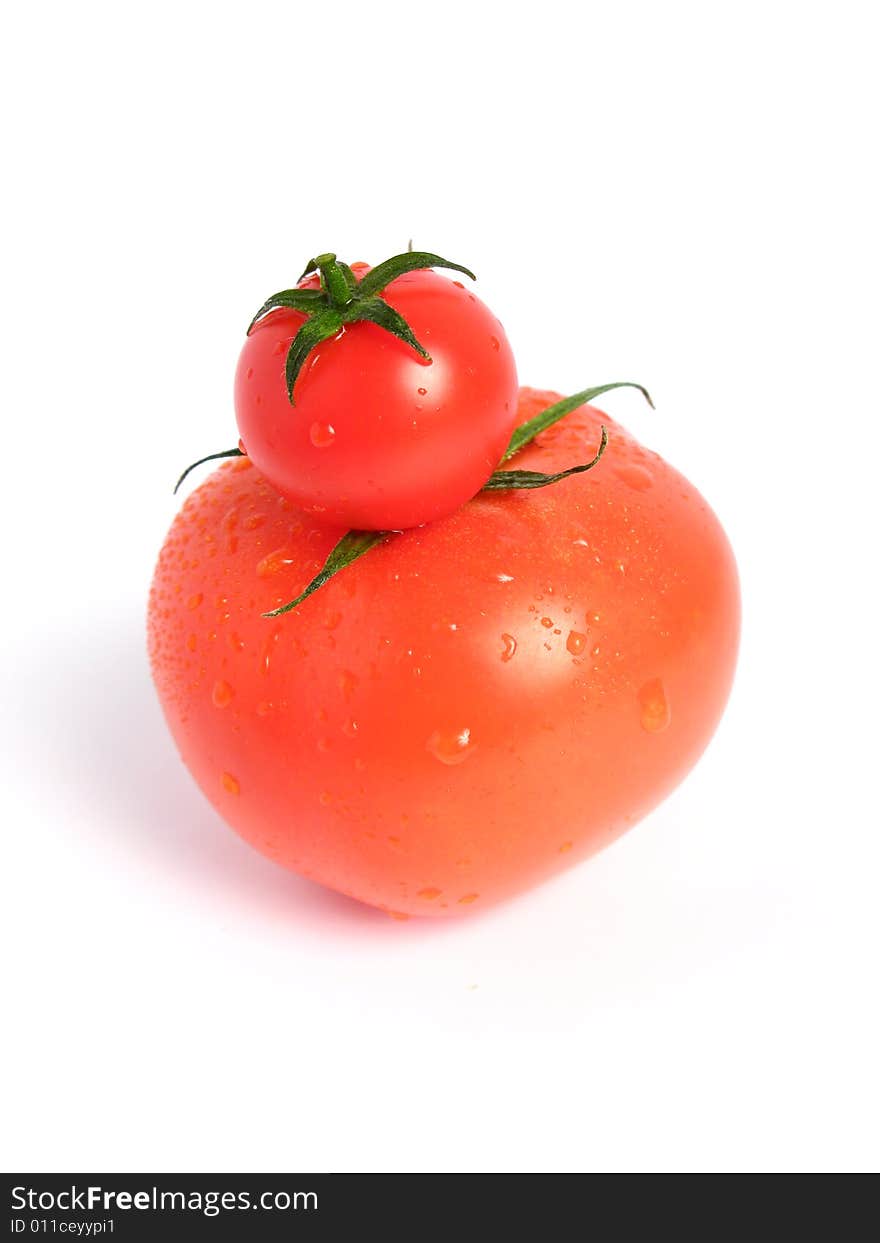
[149,388,740,918]
[234,267,519,530]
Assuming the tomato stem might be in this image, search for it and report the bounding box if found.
[301,253,357,308]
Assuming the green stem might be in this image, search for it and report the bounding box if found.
[314,253,355,307]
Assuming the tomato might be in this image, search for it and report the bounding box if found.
[234,263,519,531]
[149,387,739,917]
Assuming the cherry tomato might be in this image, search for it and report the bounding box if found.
[234,267,519,530]
[149,388,739,917]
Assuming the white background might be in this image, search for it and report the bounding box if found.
[1,1,877,1173]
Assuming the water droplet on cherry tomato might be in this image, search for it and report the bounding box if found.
[417,887,442,900]
[541,617,554,629]
[221,772,240,795]
[212,679,234,708]
[458,893,479,904]
[187,592,203,610]
[559,841,573,853]
[417,387,428,396]
[309,421,336,448]
[500,634,517,662]
[638,678,670,732]
[566,631,587,656]
[490,336,500,351]
[427,727,475,765]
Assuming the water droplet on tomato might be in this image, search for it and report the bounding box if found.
[246,368,254,380]
[496,573,515,583]
[257,547,296,577]
[559,841,573,853]
[500,634,517,662]
[427,727,475,765]
[417,887,442,900]
[319,791,333,806]
[417,386,428,396]
[541,617,553,629]
[566,631,587,656]
[452,280,464,289]
[243,512,266,531]
[310,421,336,448]
[616,463,653,491]
[212,679,234,708]
[187,592,203,610]
[490,336,500,351]
[260,629,282,675]
[338,669,358,698]
[638,678,670,732]
[186,633,197,652]
[221,772,240,795]
[272,340,287,356]
[458,893,479,904]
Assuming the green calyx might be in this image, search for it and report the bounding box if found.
[261,381,653,617]
[247,250,477,404]
[172,383,653,614]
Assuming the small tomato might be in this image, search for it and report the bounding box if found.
[234,252,518,530]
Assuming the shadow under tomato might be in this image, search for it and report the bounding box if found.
[28,606,462,941]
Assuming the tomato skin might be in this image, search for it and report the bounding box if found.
[149,388,739,917]
[234,270,519,531]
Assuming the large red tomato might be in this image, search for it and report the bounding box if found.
[149,388,739,917]
[234,263,518,531]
